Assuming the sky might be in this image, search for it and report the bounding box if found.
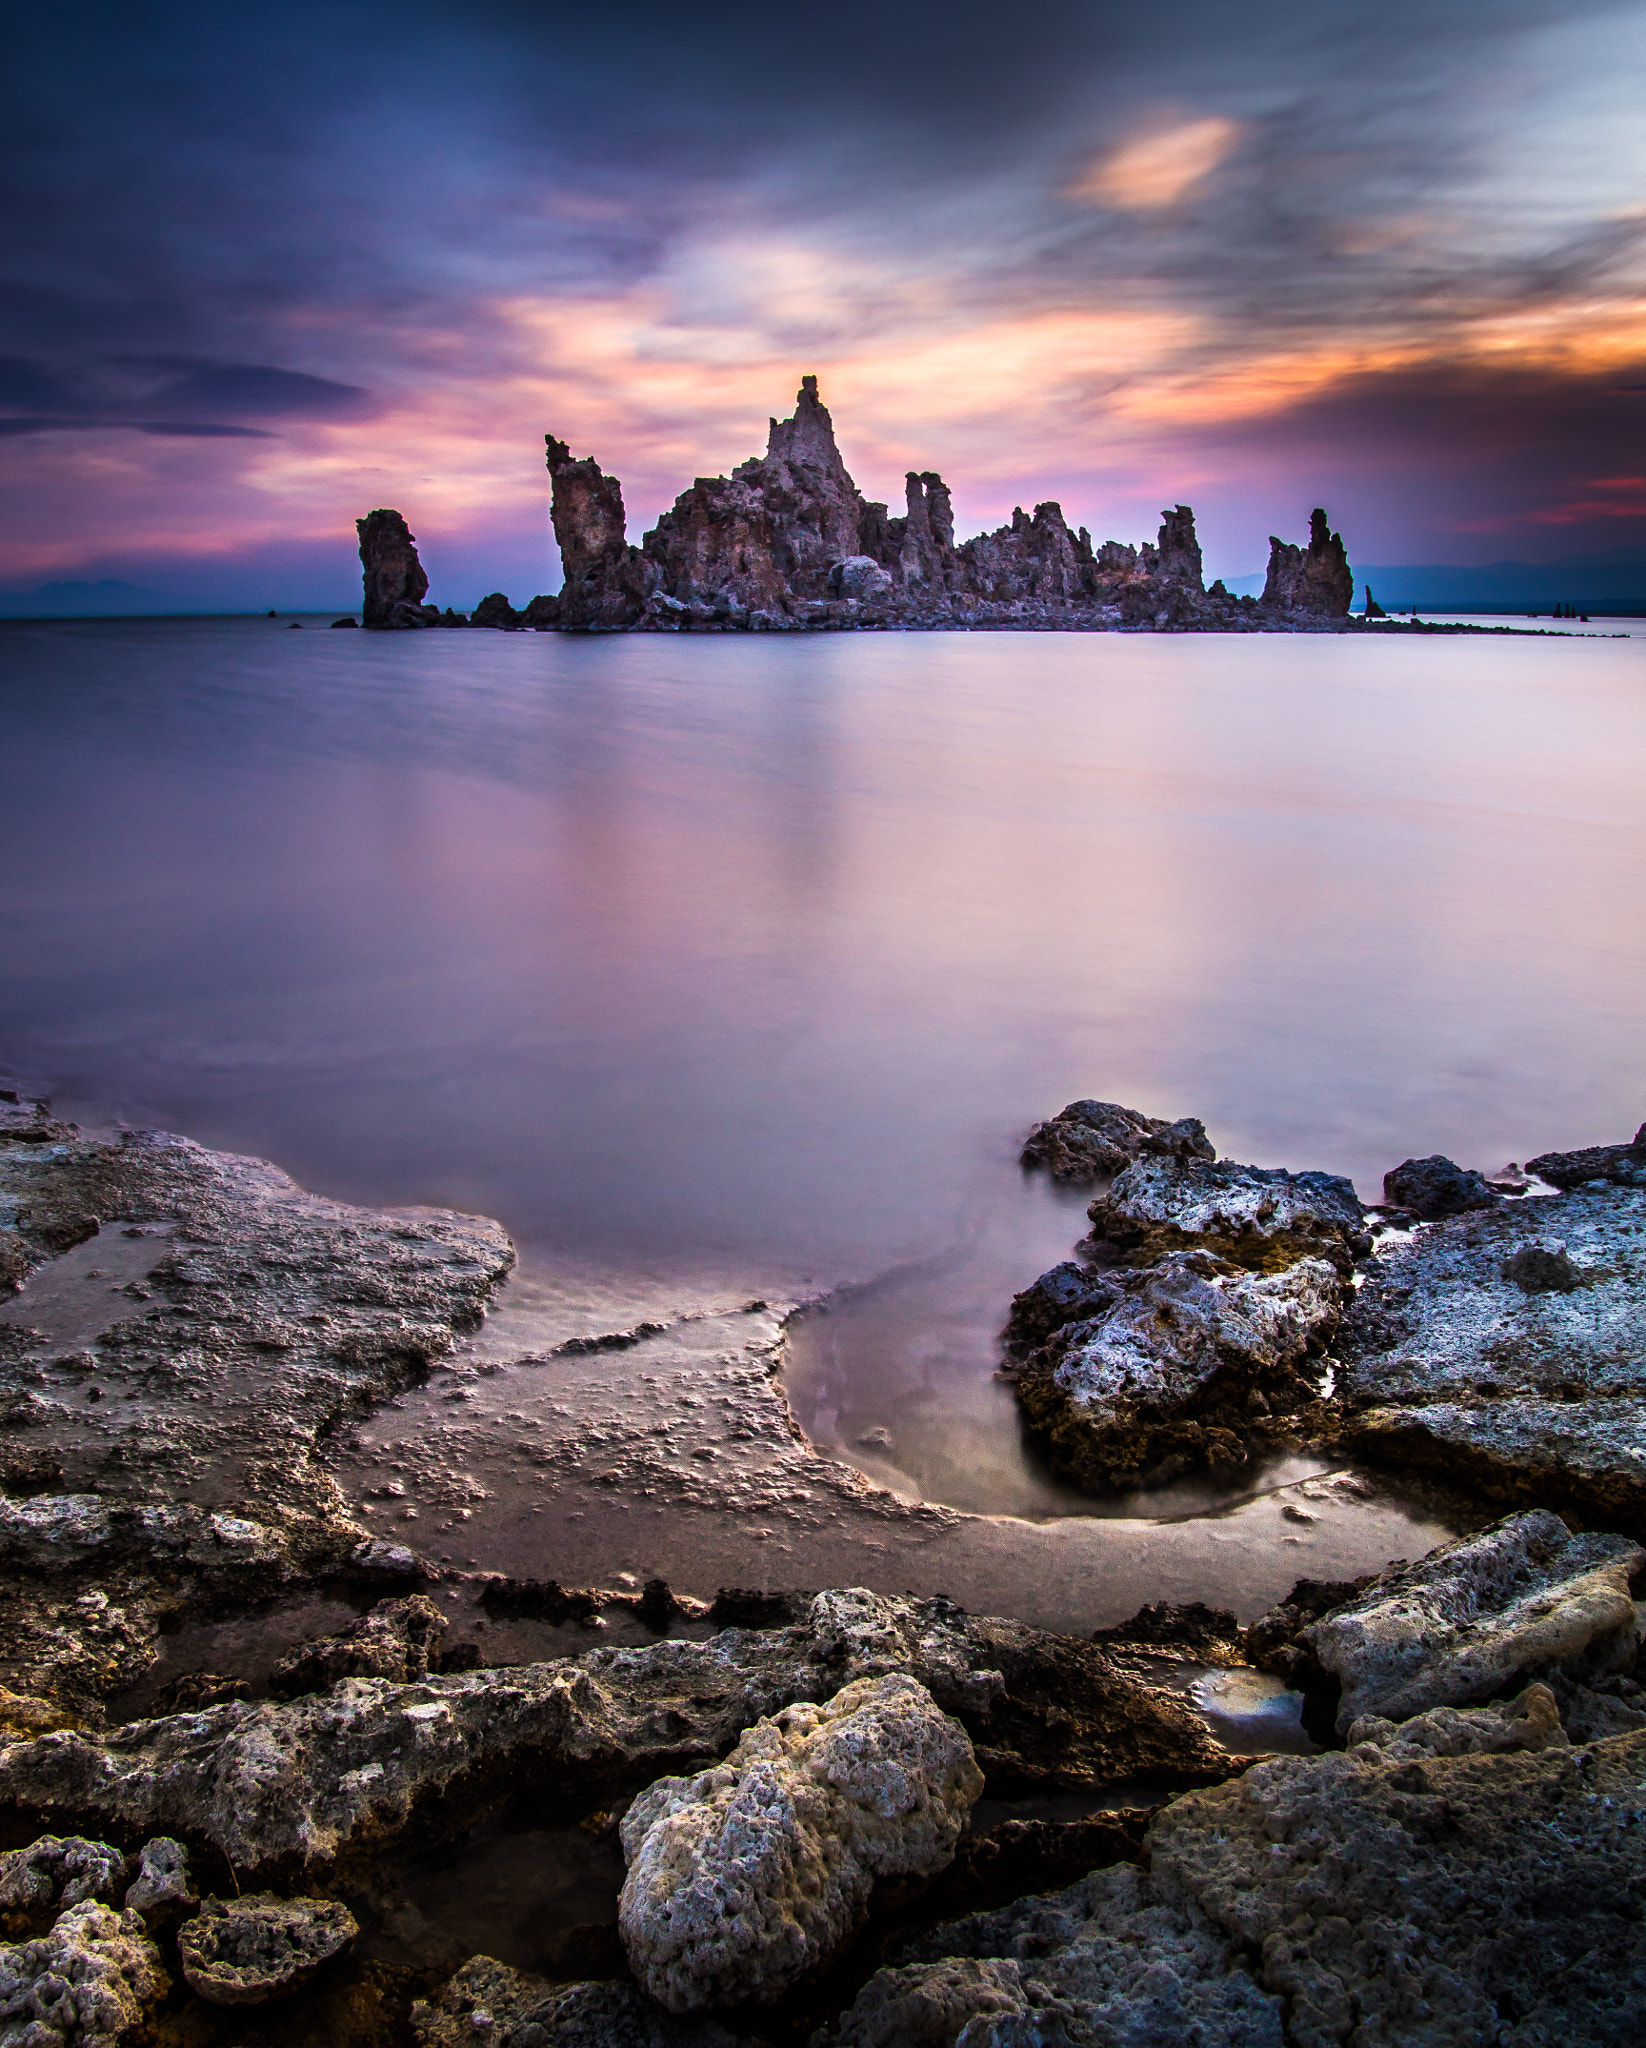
[2,0,1644,610]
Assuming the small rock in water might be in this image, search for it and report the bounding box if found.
[1382,1153,1499,1218]
[177,1893,358,2005]
[1020,1099,1215,1184]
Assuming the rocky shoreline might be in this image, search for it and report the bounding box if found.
[3,1085,1644,2043]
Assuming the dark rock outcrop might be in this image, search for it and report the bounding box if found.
[545,436,652,629]
[540,379,1348,637]
[1020,1099,1214,1184]
[356,509,437,629]
[468,592,519,629]
[1526,1121,1646,1190]
[1383,1153,1500,1218]
[1260,507,1353,618]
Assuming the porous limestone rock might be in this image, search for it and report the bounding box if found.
[176,1892,358,2004]
[1338,1178,1646,1527]
[1344,1679,1568,1758]
[0,1591,1231,1875]
[1300,1509,1643,1732]
[412,1955,744,2047]
[1349,1394,1646,1532]
[1146,1724,1646,2047]
[820,1862,1282,2047]
[1382,1153,1500,1218]
[0,1899,166,2046]
[268,1594,448,1698]
[1085,1155,1368,1272]
[1019,1099,1214,1184]
[0,1117,513,1712]
[618,1672,983,2010]
[121,1838,194,1929]
[357,509,436,628]
[1011,1250,1344,1489]
[1259,507,1353,617]
[0,1838,125,1932]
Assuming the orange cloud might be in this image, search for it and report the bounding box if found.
[1065,116,1244,209]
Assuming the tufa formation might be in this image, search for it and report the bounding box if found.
[537,376,1355,634]
[354,378,1357,632]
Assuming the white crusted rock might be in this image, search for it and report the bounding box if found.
[618,1672,982,2011]
[1302,1509,1643,1733]
[1014,1250,1344,1489]
[0,1900,166,2046]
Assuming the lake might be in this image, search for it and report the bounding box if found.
[3,614,1642,1607]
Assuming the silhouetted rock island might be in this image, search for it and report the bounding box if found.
[357,377,1365,633]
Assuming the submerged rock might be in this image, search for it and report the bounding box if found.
[268,1594,448,1698]
[0,1899,166,2047]
[1300,1509,1642,1733]
[1018,1099,1213,1184]
[0,1116,513,1714]
[176,1892,358,2004]
[619,1672,982,2010]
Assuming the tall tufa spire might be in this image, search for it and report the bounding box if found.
[765,374,850,479]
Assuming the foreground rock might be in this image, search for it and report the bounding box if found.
[0,1899,166,2046]
[176,1892,358,2004]
[0,1590,1231,1876]
[1295,1510,1643,1733]
[832,1714,1646,2047]
[1339,1176,1646,1530]
[1019,1098,1213,1183]
[620,1673,982,2011]
[269,1593,448,1698]
[413,1956,743,2046]
[1085,1155,1369,1273]
[822,1864,1281,2046]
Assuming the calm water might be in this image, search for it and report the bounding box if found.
[3,615,1644,1524]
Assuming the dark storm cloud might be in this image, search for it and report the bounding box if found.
[1,0,1626,364]
[0,351,374,437]
[3,0,1642,589]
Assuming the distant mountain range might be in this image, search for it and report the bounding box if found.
[0,579,177,617]
[1228,548,1646,615]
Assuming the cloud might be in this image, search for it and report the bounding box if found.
[1066,116,1245,210]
